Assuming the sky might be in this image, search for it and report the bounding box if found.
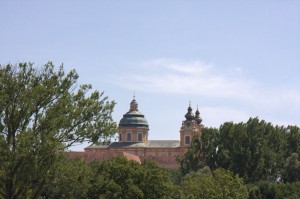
[1,1,299,151]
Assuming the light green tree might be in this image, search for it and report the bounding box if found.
[0,62,117,199]
[180,167,248,199]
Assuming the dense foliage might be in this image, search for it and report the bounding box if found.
[178,117,300,198]
[180,167,248,199]
[248,181,300,199]
[177,134,204,175]
[195,117,300,183]
[0,63,117,199]
[88,158,180,199]
[41,157,180,199]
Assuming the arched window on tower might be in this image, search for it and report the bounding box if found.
[185,136,191,145]
[138,133,142,142]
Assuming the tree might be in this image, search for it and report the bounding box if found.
[213,168,248,199]
[248,181,277,199]
[41,158,92,199]
[276,181,300,199]
[285,126,300,156]
[0,62,117,199]
[178,134,204,175]
[248,181,300,199]
[216,118,288,182]
[201,127,219,169]
[88,157,179,199]
[180,167,248,199]
[282,153,300,182]
[180,167,220,199]
[179,117,299,183]
[142,160,181,199]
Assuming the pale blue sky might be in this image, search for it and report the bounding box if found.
[1,1,299,150]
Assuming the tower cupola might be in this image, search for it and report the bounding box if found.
[195,106,202,125]
[185,103,194,121]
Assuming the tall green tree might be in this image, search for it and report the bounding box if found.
[178,134,204,175]
[0,62,117,199]
[178,127,219,175]
[216,118,287,182]
[285,125,300,156]
[201,127,219,169]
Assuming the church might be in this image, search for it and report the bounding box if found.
[71,97,203,168]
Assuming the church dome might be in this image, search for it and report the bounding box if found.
[119,98,149,128]
[185,103,194,121]
[195,106,202,125]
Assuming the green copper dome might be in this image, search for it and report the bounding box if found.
[119,98,149,128]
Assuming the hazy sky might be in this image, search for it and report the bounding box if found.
[1,1,299,150]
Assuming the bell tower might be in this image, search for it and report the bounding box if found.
[180,103,202,146]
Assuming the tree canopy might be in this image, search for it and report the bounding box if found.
[0,62,117,199]
[179,117,300,183]
[178,117,300,198]
[87,157,180,199]
[180,167,248,199]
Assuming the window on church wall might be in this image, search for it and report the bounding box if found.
[185,136,190,145]
[138,133,142,142]
[127,133,131,141]
[119,134,122,141]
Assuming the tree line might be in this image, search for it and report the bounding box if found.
[178,118,300,198]
[0,63,299,198]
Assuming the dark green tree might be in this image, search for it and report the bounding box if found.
[178,134,204,175]
[88,157,179,199]
[285,126,300,156]
[282,153,300,182]
[0,62,117,199]
[41,158,92,199]
[276,182,300,199]
[249,182,277,199]
[142,160,181,199]
[249,181,300,199]
[201,127,219,169]
[167,168,183,185]
[88,157,144,198]
[216,117,287,182]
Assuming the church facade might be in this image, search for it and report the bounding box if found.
[83,97,203,168]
